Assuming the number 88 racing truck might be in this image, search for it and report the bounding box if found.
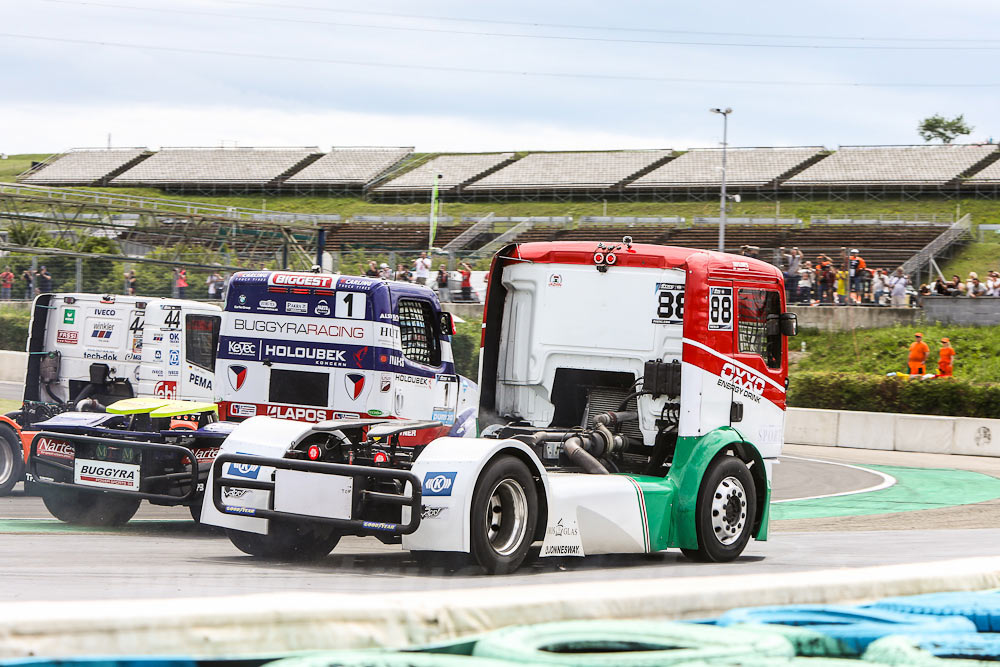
[202,240,797,574]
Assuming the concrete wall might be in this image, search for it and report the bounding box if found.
[922,296,1000,326]
[788,305,921,332]
[0,351,26,383]
[786,406,1000,457]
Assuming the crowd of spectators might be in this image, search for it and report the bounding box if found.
[361,252,477,302]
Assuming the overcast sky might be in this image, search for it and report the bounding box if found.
[1,0,998,154]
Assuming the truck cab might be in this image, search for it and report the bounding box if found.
[215,271,477,442]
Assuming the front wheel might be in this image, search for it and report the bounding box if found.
[226,521,341,560]
[683,454,756,563]
[470,455,538,574]
[0,424,24,496]
[40,487,141,526]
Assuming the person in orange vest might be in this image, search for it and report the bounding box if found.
[938,337,956,376]
[908,332,929,375]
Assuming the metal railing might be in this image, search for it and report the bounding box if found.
[900,213,973,277]
[477,219,535,254]
[442,212,495,251]
[810,213,954,225]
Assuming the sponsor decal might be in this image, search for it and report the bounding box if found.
[354,346,369,368]
[56,330,78,344]
[380,353,404,368]
[75,459,139,491]
[154,381,178,399]
[37,437,74,460]
[265,405,332,421]
[368,409,384,416]
[152,333,163,343]
[229,403,257,417]
[226,339,258,358]
[258,299,278,310]
[194,448,220,462]
[361,521,396,532]
[345,373,366,400]
[169,332,180,344]
[733,261,750,271]
[94,308,116,317]
[548,273,562,287]
[91,326,114,340]
[168,370,179,377]
[435,374,458,383]
[83,350,117,361]
[717,362,765,403]
[263,342,348,367]
[160,304,181,310]
[758,425,783,445]
[373,450,389,464]
[238,294,247,305]
[154,350,163,361]
[229,365,248,391]
[315,299,331,316]
[224,506,256,516]
[332,411,360,420]
[339,276,375,289]
[422,472,456,496]
[420,506,446,519]
[151,368,164,377]
[431,408,455,425]
[380,374,392,392]
[226,462,261,479]
[233,318,364,339]
[546,518,579,537]
[222,487,249,499]
[397,374,431,387]
[544,545,581,555]
[63,309,76,324]
[189,373,211,389]
[269,273,336,289]
[378,312,399,321]
[169,349,180,366]
[285,301,308,314]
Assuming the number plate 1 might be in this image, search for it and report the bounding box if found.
[273,469,353,520]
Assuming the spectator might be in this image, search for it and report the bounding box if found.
[459,262,473,301]
[394,263,412,282]
[873,269,890,305]
[378,263,392,280]
[364,260,379,278]
[889,268,909,307]
[987,271,1000,296]
[933,277,950,296]
[21,268,33,300]
[798,261,815,304]
[946,274,966,295]
[908,332,929,375]
[413,252,432,286]
[847,249,866,301]
[835,266,848,305]
[173,267,188,299]
[938,337,956,376]
[125,270,137,296]
[968,276,987,297]
[780,247,801,303]
[207,271,223,299]
[435,265,451,302]
[0,266,13,300]
[37,266,52,294]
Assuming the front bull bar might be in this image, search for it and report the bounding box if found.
[28,431,201,504]
[212,453,423,535]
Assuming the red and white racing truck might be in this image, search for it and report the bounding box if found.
[202,239,797,573]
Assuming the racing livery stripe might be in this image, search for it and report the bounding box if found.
[682,338,785,394]
[682,337,786,408]
[623,475,650,553]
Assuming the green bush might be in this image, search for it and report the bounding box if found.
[788,371,1000,418]
[0,309,30,351]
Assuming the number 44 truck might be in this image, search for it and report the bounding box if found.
[202,239,797,574]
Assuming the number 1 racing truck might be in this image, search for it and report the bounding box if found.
[24,273,477,524]
[201,239,798,574]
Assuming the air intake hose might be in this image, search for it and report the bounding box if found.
[564,436,609,475]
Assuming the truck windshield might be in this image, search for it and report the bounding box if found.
[398,298,440,366]
[185,314,221,371]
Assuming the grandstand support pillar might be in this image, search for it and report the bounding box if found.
[282,241,289,270]
[75,258,82,292]
[316,228,327,269]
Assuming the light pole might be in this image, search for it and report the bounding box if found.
[710,107,732,252]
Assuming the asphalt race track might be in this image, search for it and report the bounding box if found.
[3,441,1000,602]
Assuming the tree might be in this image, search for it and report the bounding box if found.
[918,114,974,144]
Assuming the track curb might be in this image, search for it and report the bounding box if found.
[2,556,1000,658]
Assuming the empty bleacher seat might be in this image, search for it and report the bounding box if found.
[21,148,150,186]
[628,147,822,189]
[111,147,319,186]
[374,154,515,192]
[784,144,997,186]
[285,147,412,185]
[466,150,672,190]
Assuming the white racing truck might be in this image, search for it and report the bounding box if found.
[202,240,797,574]
[0,293,221,496]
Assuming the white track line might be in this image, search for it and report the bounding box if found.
[773,455,896,504]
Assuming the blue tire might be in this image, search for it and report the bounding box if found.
[864,635,990,666]
[871,591,1000,632]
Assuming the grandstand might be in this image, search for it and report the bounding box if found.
[285,146,412,192]
[784,144,997,188]
[110,147,321,191]
[465,150,673,197]
[627,147,823,191]
[372,153,516,199]
[20,148,151,186]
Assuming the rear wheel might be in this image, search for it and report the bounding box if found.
[226,521,341,560]
[683,455,756,563]
[0,424,24,496]
[469,455,538,575]
[40,487,141,526]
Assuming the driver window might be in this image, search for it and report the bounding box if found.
[736,288,782,369]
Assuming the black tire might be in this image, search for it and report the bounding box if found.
[410,550,470,571]
[683,454,756,563]
[226,521,341,560]
[0,424,24,497]
[469,455,538,575]
[40,487,141,526]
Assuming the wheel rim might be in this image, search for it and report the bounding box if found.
[0,441,12,485]
[484,478,528,557]
[711,475,747,546]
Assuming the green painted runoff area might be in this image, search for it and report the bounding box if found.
[772,464,1000,520]
[0,520,199,535]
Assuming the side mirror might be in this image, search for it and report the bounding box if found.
[439,311,456,336]
[780,312,798,337]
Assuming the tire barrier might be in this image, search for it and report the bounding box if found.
[714,605,976,657]
[469,620,794,666]
[871,591,1000,632]
[861,636,989,666]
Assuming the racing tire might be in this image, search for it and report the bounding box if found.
[226,521,341,560]
[683,454,756,563]
[40,487,141,526]
[0,423,24,496]
[469,455,538,575]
